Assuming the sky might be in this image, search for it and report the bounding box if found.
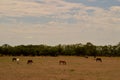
[0,0,120,46]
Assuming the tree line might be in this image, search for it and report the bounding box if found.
[0,42,120,57]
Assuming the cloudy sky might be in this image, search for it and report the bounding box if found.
[0,0,120,46]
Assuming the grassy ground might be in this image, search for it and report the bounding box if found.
[0,56,120,80]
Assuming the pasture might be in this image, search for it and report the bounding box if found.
[0,56,120,80]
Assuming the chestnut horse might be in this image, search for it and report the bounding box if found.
[59,60,67,65]
[27,60,33,64]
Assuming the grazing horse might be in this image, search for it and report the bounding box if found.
[59,60,67,65]
[12,58,20,64]
[12,58,17,62]
[96,58,102,62]
[16,58,20,64]
[27,60,33,64]
[84,56,88,58]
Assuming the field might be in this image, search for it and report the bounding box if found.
[0,56,120,80]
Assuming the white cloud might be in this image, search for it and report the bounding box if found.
[0,0,81,17]
[1,0,119,25]
[110,6,120,12]
[0,0,120,45]
[1,0,120,28]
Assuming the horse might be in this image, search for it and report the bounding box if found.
[27,60,33,64]
[12,57,20,64]
[84,56,88,58]
[59,60,67,65]
[16,58,20,64]
[96,58,102,62]
[12,58,17,62]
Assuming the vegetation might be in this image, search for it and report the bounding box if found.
[0,56,120,80]
[0,42,120,56]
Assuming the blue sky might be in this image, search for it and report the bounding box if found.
[0,0,120,46]
[65,0,120,9]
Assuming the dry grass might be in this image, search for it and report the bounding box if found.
[0,56,120,80]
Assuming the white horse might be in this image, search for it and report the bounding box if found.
[16,58,20,64]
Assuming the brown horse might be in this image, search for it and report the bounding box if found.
[12,58,20,64]
[59,60,67,65]
[12,58,17,62]
[27,60,33,64]
[84,56,88,58]
[96,58,102,62]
